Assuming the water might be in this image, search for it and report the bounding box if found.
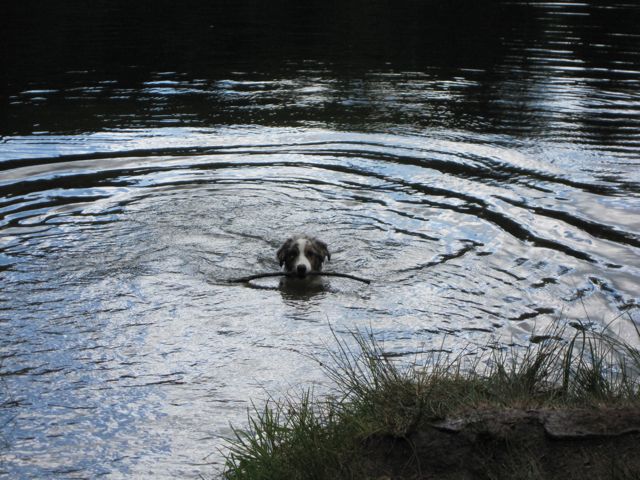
[2,1,640,478]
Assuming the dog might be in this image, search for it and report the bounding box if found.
[277,236,331,279]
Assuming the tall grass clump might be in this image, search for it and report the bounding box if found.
[223,320,640,480]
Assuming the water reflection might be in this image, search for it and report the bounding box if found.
[278,278,330,302]
[1,128,639,476]
[2,1,640,478]
[4,1,640,155]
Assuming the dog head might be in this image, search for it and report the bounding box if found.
[277,236,331,278]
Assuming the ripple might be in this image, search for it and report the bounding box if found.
[1,127,638,477]
[2,1,640,476]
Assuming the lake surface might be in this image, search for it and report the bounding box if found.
[1,1,639,478]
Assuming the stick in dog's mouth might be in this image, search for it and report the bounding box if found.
[228,271,371,284]
[228,236,370,284]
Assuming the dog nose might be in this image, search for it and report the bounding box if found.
[296,265,307,277]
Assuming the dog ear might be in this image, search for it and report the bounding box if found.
[313,239,331,262]
[276,238,293,267]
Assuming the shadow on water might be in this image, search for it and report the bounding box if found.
[1,1,640,478]
[2,0,640,150]
[278,278,331,302]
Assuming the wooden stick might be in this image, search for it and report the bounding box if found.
[228,272,286,283]
[312,272,371,284]
[228,271,371,284]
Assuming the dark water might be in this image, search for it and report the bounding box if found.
[1,1,639,478]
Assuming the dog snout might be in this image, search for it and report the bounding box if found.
[296,264,307,277]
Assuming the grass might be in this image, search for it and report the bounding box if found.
[222,319,640,479]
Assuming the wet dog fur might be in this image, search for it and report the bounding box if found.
[277,236,330,279]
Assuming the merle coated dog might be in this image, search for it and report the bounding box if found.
[276,236,331,279]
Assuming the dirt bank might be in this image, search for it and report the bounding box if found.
[363,407,640,479]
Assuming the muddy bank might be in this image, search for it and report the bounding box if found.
[364,408,640,479]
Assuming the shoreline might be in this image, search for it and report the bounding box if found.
[223,324,640,479]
